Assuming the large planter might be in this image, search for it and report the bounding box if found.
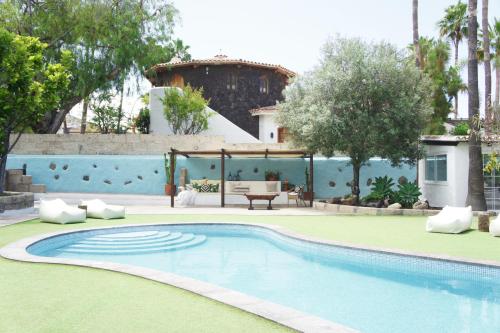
[0,191,34,212]
[164,184,176,196]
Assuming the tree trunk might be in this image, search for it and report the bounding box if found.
[454,41,460,118]
[351,160,361,205]
[412,0,420,68]
[0,134,10,194]
[482,0,492,134]
[117,79,125,134]
[496,64,500,107]
[80,96,89,134]
[466,0,487,211]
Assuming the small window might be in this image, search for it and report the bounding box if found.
[259,76,269,94]
[226,73,237,90]
[425,154,447,181]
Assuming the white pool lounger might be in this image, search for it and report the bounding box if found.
[81,199,125,220]
[39,199,86,224]
[426,205,472,234]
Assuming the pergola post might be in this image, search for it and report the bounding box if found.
[220,149,225,207]
[309,154,314,207]
[170,150,175,208]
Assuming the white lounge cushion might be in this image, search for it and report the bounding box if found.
[81,199,125,219]
[490,215,500,237]
[176,189,197,207]
[426,206,472,234]
[39,199,86,224]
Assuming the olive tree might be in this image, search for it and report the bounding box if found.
[278,37,432,203]
[0,28,71,193]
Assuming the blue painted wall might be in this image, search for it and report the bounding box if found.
[7,155,415,198]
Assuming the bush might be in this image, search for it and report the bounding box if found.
[134,107,150,134]
[451,122,469,135]
[363,176,395,202]
[395,183,421,208]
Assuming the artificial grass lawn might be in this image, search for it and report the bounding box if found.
[1,214,499,333]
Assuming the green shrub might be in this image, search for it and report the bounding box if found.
[395,183,421,208]
[451,122,469,135]
[134,107,150,134]
[364,176,395,201]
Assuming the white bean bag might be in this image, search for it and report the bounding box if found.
[81,199,125,219]
[39,199,86,224]
[176,188,197,207]
[489,215,500,237]
[426,205,472,234]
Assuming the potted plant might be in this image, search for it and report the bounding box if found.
[164,153,176,195]
[264,170,280,181]
[303,167,315,201]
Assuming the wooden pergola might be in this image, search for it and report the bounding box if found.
[168,149,314,208]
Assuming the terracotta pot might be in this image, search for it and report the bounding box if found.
[165,184,176,196]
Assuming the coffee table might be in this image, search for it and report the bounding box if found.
[244,193,279,210]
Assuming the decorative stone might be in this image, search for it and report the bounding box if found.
[93,164,97,168]
[337,167,343,172]
[254,167,258,173]
[104,179,112,185]
[388,203,402,209]
[49,162,56,170]
[124,180,132,185]
[114,166,119,170]
[62,164,68,170]
[210,164,215,170]
[154,170,158,174]
[346,182,351,187]
[478,213,490,232]
[413,200,429,210]
[137,175,143,180]
[328,181,336,187]
[329,197,342,204]
[54,175,60,180]
[82,175,90,181]
[398,176,408,185]
[366,178,372,186]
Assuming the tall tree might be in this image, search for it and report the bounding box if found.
[410,37,466,134]
[438,1,468,117]
[0,0,186,134]
[482,0,492,133]
[412,0,420,68]
[0,28,71,193]
[491,19,500,108]
[466,0,487,211]
[278,38,432,203]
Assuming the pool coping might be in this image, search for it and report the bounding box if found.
[2,222,500,333]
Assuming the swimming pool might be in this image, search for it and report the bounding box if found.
[22,224,500,332]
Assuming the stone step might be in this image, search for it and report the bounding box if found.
[6,169,23,176]
[20,175,32,185]
[12,184,31,192]
[29,184,46,193]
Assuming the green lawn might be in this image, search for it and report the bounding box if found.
[1,214,498,333]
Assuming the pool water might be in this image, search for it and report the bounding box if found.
[28,224,500,333]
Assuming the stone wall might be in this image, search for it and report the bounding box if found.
[10,134,289,155]
[0,192,34,212]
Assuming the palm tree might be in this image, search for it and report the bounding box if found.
[438,1,468,117]
[481,0,492,133]
[479,18,500,123]
[466,0,487,211]
[413,0,420,68]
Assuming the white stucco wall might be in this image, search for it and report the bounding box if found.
[149,87,260,144]
[418,141,496,208]
[258,114,278,143]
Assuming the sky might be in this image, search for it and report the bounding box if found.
[72,0,499,122]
